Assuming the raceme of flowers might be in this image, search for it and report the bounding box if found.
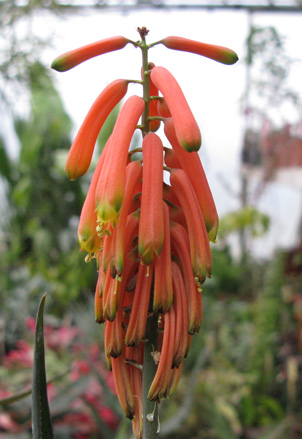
[51,27,238,439]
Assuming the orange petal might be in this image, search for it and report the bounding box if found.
[170,168,211,283]
[138,133,164,264]
[96,96,145,225]
[125,263,154,347]
[94,278,104,324]
[164,147,181,169]
[114,161,142,274]
[170,222,197,334]
[171,262,188,368]
[166,361,183,398]
[153,202,173,313]
[126,345,144,439]
[65,80,129,180]
[77,136,110,254]
[150,66,201,152]
[160,36,238,65]
[148,308,175,401]
[164,117,218,242]
[157,97,171,118]
[111,347,135,419]
[51,36,130,72]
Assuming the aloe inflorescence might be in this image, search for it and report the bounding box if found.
[51,26,238,438]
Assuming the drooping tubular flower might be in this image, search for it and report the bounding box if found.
[51,26,238,439]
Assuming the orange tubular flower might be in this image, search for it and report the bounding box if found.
[126,345,144,439]
[125,262,154,347]
[170,222,197,334]
[171,262,188,368]
[101,224,113,268]
[111,347,135,419]
[164,117,219,242]
[160,36,239,65]
[65,79,129,180]
[166,361,184,398]
[51,36,130,72]
[77,136,110,254]
[164,147,181,169]
[114,161,142,275]
[138,132,164,265]
[150,66,201,152]
[95,95,145,225]
[148,307,175,401]
[157,97,171,118]
[94,278,104,324]
[170,168,212,283]
[153,202,173,313]
[105,316,123,359]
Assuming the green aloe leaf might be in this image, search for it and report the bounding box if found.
[32,293,54,439]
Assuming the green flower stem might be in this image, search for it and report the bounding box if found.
[143,313,159,439]
[138,28,159,439]
[141,36,150,135]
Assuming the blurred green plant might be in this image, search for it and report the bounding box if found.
[0,62,98,349]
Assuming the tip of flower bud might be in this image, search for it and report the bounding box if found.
[51,56,69,72]
[78,227,102,254]
[96,196,123,225]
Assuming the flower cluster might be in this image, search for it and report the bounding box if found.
[52,27,238,438]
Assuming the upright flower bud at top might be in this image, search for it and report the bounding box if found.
[150,66,201,152]
[160,36,239,65]
[51,36,130,72]
[65,79,129,180]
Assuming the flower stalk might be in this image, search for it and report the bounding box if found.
[139,29,161,437]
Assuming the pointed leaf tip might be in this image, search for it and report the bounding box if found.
[32,293,54,439]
